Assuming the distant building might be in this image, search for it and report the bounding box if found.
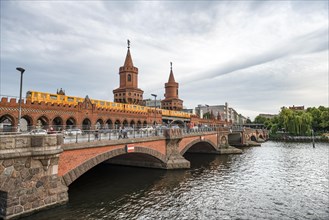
[289,105,305,111]
[143,98,162,108]
[195,102,246,125]
[259,114,278,119]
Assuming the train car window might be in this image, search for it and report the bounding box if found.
[50,95,57,100]
[68,97,74,102]
[112,103,116,107]
[26,91,32,98]
[100,101,104,105]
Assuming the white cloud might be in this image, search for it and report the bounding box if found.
[0,1,328,120]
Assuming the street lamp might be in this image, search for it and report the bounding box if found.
[151,94,157,126]
[16,67,25,132]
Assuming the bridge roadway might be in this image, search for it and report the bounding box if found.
[0,128,267,219]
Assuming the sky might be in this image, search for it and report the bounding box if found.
[0,1,328,120]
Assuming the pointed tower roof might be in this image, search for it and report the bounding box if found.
[124,39,134,67]
[168,62,176,83]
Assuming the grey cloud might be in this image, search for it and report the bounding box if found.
[179,26,328,86]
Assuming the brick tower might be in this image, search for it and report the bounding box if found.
[113,40,144,104]
[161,62,183,110]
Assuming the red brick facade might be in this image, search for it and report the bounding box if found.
[113,41,144,105]
[161,62,183,110]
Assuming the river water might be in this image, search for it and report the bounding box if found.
[23,141,328,220]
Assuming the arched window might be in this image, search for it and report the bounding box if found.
[128,74,132,82]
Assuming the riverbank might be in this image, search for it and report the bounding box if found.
[269,135,329,142]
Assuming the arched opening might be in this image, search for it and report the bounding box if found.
[37,116,49,129]
[137,120,142,129]
[127,74,132,82]
[105,119,113,129]
[95,119,104,129]
[130,120,135,129]
[21,115,33,131]
[122,120,128,128]
[259,134,264,139]
[251,135,257,142]
[170,120,184,128]
[82,118,91,131]
[183,141,217,155]
[143,120,147,128]
[0,114,15,132]
[114,120,121,129]
[66,117,76,129]
[220,136,228,145]
[52,116,63,131]
[107,153,166,169]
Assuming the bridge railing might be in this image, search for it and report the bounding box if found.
[0,125,220,144]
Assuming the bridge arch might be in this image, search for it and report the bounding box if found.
[180,139,218,155]
[130,120,135,128]
[62,147,166,186]
[250,135,257,142]
[114,119,121,129]
[0,114,16,132]
[37,115,50,128]
[65,117,76,128]
[95,118,104,129]
[52,116,63,130]
[105,119,113,129]
[82,118,91,130]
[122,119,128,127]
[171,120,184,127]
[137,120,142,128]
[21,115,33,131]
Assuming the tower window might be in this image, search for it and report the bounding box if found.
[128,74,132,82]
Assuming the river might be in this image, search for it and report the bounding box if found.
[22,141,329,220]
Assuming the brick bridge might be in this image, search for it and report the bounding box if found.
[0,128,267,219]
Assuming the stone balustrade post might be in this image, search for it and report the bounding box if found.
[163,129,190,169]
[0,134,68,219]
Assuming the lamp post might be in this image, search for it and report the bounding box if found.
[16,67,25,132]
[151,94,157,126]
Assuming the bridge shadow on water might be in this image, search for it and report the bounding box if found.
[21,152,234,220]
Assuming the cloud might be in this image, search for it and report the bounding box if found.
[0,1,328,120]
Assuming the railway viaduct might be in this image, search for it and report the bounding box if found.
[0,127,269,219]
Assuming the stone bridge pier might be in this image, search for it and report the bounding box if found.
[0,135,68,220]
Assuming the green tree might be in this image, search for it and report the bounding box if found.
[254,115,267,124]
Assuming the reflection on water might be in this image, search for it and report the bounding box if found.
[22,142,329,220]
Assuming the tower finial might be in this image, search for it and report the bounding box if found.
[170,62,172,70]
[127,39,130,49]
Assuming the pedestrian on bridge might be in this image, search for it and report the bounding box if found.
[123,127,128,139]
[118,126,123,139]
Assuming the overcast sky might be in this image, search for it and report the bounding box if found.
[1,1,328,120]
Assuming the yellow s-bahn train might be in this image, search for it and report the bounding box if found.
[26,91,191,119]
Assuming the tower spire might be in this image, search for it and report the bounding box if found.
[124,40,133,67]
[168,61,175,83]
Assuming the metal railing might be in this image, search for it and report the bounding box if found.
[0,125,220,144]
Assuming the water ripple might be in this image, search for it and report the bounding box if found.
[22,142,329,220]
